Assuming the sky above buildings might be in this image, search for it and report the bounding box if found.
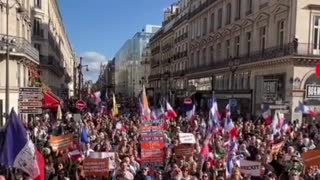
[59,0,175,81]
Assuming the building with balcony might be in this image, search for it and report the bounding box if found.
[31,0,75,99]
[114,25,160,97]
[149,0,320,120]
[0,0,40,114]
[149,0,190,107]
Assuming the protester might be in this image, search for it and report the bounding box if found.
[1,92,320,180]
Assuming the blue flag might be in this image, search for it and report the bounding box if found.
[0,109,39,178]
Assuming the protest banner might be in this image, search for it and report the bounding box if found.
[174,144,194,159]
[89,152,116,169]
[178,133,196,144]
[140,141,165,149]
[271,141,284,155]
[239,160,261,177]
[49,134,74,151]
[302,150,320,167]
[83,158,109,177]
[140,124,165,167]
[141,149,164,167]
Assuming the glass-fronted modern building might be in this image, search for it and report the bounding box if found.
[114,25,161,96]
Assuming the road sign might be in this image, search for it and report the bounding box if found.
[19,108,42,114]
[184,98,192,104]
[230,99,237,107]
[18,101,42,107]
[18,87,42,114]
[76,100,87,111]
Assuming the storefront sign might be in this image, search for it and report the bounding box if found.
[188,77,212,91]
[263,79,278,95]
[306,84,320,98]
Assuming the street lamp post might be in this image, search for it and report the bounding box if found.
[78,57,89,100]
[2,0,24,124]
[228,57,240,119]
[5,0,10,122]
[228,57,240,98]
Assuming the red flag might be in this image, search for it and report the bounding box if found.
[34,149,45,180]
[316,63,320,79]
[200,142,209,158]
[166,102,177,120]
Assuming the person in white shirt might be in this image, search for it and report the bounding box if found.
[83,143,94,157]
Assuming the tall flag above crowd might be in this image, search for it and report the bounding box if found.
[0,109,44,179]
[112,93,119,117]
[141,85,151,121]
[295,101,317,117]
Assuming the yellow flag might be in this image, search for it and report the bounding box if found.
[112,93,119,116]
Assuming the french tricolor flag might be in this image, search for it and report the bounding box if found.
[295,102,317,118]
[209,99,220,126]
[166,101,177,120]
[0,109,44,179]
[261,104,272,125]
[224,103,235,132]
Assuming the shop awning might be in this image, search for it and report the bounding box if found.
[43,91,63,109]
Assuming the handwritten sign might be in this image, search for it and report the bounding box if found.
[178,133,196,144]
[49,134,74,151]
[83,158,109,177]
[302,150,320,167]
[239,160,261,177]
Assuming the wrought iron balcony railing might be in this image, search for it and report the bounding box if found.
[186,42,320,74]
[40,55,64,77]
[0,34,39,63]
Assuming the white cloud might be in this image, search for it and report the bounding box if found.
[80,51,108,81]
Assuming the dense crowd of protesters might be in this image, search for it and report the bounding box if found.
[0,96,320,180]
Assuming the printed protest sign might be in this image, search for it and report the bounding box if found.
[83,158,109,177]
[239,160,261,177]
[89,152,116,169]
[302,150,320,167]
[178,133,196,144]
[140,125,165,167]
[49,134,74,151]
